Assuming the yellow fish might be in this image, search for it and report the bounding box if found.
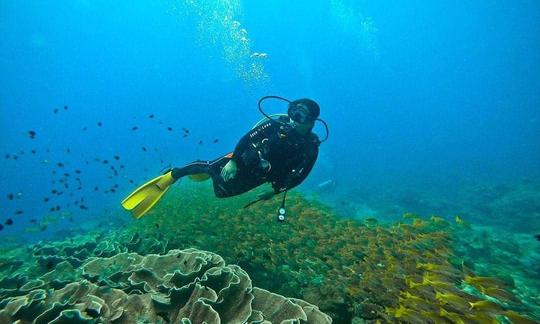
[363,217,378,226]
[468,300,503,312]
[482,287,520,303]
[435,292,471,312]
[430,215,447,223]
[456,215,470,228]
[405,277,422,288]
[439,308,465,324]
[403,212,420,219]
[425,279,459,294]
[392,305,425,323]
[464,312,499,324]
[465,275,511,289]
[424,272,457,285]
[421,311,454,324]
[400,291,437,313]
[412,218,426,228]
[504,310,538,324]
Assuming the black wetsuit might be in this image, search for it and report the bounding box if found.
[171,116,320,198]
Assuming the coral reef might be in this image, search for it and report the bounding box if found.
[1,183,539,323]
[128,184,539,323]
[0,245,330,323]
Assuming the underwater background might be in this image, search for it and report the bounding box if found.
[1,1,539,323]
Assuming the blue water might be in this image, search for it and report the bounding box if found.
[1,1,539,240]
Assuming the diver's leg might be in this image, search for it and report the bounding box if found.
[212,173,236,198]
[207,156,262,198]
[211,173,261,198]
[171,160,211,180]
[207,156,235,197]
[170,154,252,198]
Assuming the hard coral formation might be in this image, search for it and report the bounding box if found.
[0,247,330,323]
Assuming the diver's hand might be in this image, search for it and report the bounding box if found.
[221,160,237,181]
[257,191,275,200]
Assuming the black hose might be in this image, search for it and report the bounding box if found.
[258,95,329,142]
[257,95,292,121]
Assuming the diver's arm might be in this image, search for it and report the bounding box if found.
[222,131,253,181]
[221,159,237,181]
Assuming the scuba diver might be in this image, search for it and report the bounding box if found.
[121,96,329,221]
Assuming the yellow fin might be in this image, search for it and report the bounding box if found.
[121,171,176,219]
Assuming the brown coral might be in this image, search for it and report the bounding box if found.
[0,248,331,323]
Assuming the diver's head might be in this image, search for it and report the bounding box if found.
[288,98,320,134]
